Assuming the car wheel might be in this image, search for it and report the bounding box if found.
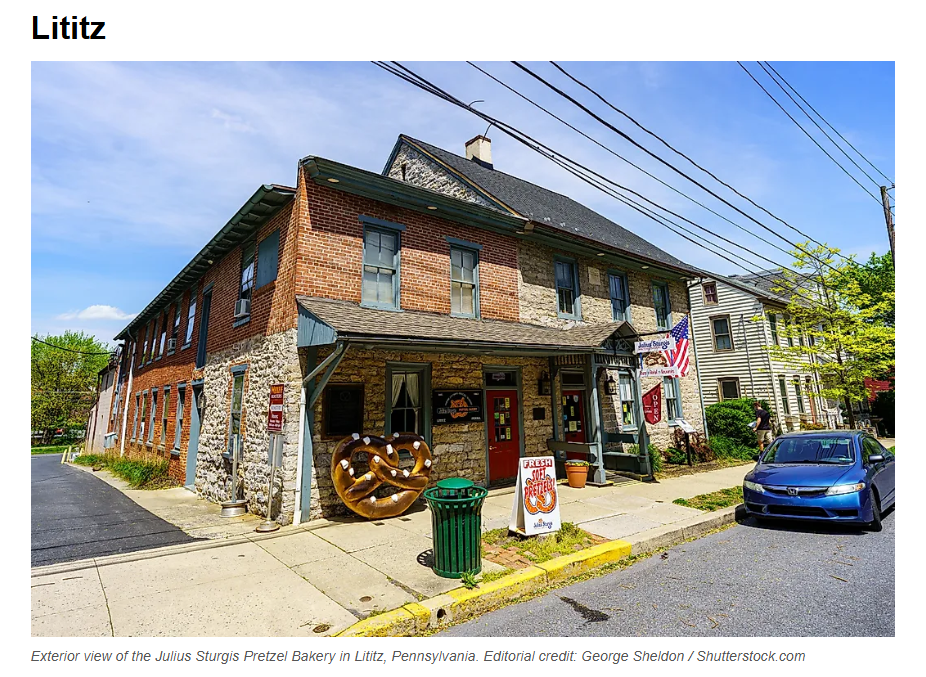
[867,489,882,532]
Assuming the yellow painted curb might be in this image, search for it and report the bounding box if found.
[535,539,632,582]
[403,602,432,633]
[336,607,417,637]
[447,566,547,621]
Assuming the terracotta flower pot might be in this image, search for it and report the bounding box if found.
[564,463,588,489]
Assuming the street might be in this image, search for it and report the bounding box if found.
[442,512,894,637]
[31,454,196,567]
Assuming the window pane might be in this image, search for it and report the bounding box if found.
[377,272,393,303]
[231,375,244,412]
[461,285,474,315]
[461,251,475,282]
[721,381,739,400]
[451,281,462,313]
[558,288,574,315]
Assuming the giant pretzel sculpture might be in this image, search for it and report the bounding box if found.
[331,432,434,519]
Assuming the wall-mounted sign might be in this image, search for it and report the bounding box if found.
[324,384,364,437]
[509,456,561,536]
[639,350,679,379]
[642,384,662,424]
[634,336,676,354]
[432,390,484,425]
[267,384,284,432]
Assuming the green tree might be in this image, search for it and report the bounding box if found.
[759,244,895,429]
[31,332,111,445]
[837,252,894,327]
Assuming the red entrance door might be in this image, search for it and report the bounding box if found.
[562,390,587,460]
[488,390,520,482]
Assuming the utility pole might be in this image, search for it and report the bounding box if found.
[880,186,895,266]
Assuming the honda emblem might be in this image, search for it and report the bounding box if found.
[787,487,799,496]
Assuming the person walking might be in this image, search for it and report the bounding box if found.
[754,401,773,451]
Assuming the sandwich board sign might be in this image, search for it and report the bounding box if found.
[509,456,561,536]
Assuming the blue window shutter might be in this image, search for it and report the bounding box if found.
[256,230,280,289]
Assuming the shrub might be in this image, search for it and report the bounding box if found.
[73,452,172,489]
[705,398,772,448]
[627,442,663,473]
[709,435,757,461]
[670,428,715,463]
[800,421,827,431]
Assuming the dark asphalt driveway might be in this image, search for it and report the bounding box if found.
[31,454,196,567]
[442,510,895,637]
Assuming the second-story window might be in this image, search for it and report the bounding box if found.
[450,246,478,317]
[172,301,181,339]
[609,272,630,322]
[362,227,400,309]
[238,243,255,316]
[184,292,197,347]
[652,281,671,330]
[703,282,718,304]
[555,259,580,318]
[157,313,167,358]
[769,312,779,345]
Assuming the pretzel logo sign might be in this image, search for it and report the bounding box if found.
[331,432,434,519]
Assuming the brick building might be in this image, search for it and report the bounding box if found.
[103,134,708,525]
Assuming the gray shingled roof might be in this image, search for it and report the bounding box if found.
[401,136,698,274]
[297,296,634,351]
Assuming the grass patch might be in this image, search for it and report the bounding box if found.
[31,445,73,455]
[73,453,174,489]
[478,568,512,585]
[655,456,752,480]
[889,446,895,454]
[482,522,602,564]
[673,486,743,511]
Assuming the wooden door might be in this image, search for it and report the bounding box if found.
[562,389,587,460]
[488,390,520,482]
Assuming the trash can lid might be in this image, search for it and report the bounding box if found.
[436,477,474,490]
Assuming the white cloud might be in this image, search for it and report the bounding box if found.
[56,305,137,321]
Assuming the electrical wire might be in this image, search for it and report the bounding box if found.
[763,61,894,186]
[466,61,824,286]
[374,61,830,308]
[542,61,866,272]
[739,61,882,205]
[31,336,113,356]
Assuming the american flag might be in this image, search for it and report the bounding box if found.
[662,316,691,377]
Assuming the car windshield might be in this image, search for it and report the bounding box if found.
[762,436,855,464]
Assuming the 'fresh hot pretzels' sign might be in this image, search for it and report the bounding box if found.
[509,456,561,536]
[331,432,433,519]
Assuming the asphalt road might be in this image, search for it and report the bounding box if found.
[31,454,196,567]
[442,511,895,637]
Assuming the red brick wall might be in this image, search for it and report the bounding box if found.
[295,170,520,321]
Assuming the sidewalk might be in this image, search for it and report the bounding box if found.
[32,463,753,637]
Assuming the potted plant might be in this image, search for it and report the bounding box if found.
[564,460,589,488]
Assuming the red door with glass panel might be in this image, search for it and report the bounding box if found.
[562,390,587,460]
[488,390,520,482]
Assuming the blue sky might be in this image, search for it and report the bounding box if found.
[31,61,895,345]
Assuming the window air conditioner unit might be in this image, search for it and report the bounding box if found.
[167,338,177,352]
[234,299,251,318]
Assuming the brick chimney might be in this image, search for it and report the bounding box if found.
[464,135,493,169]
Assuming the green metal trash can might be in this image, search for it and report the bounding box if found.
[423,478,488,579]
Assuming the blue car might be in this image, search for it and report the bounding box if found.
[743,431,895,531]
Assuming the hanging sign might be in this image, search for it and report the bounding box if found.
[267,384,284,432]
[634,336,676,354]
[432,390,484,424]
[509,456,561,536]
[639,351,679,379]
[642,384,662,424]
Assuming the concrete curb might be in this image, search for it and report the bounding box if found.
[336,505,747,637]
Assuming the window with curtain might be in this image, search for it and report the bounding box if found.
[174,387,185,449]
[450,246,478,317]
[555,260,578,317]
[184,293,197,346]
[664,377,682,420]
[362,227,399,308]
[390,371,421,435]
[228,372,245,454]
[652,281,671,330]
[609,272,629,321]
[619,372,636,428]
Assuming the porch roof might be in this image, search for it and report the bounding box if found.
[296,296,637,355]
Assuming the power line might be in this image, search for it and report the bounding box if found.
[738,61,882,205]
[758,61,883,190]
[541,61,865,272]
[374,62,831,308]
[763,61,894,186]
[466,61,827,288]
[31,336,112,356]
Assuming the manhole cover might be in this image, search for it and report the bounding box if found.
[359,596,373,603]
[313,624,330,634]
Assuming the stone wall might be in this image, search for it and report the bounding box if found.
[385,143,498,210]
[518,240,704,450]
[305,347,553,519]
[195,328,303,525]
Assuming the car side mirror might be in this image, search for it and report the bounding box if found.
[867,454,884,464]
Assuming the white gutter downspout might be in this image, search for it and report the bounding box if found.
[687,280,710,439]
